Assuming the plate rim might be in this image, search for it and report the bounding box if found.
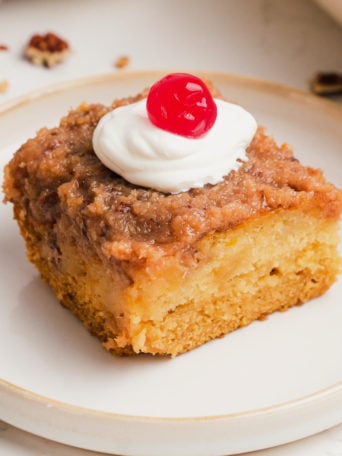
[1,376,341,422]
[0,69,341,121]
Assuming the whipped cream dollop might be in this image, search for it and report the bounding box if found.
[93,98,257,193]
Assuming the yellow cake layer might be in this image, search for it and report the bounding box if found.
[19,208,340,356]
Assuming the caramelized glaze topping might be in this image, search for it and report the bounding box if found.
[4,93,342,264]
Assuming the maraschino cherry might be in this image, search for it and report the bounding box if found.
[146,73,217,139]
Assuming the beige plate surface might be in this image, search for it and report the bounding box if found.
[0,71,341,456]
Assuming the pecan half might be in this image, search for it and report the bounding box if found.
[311,72,342,96]
[24,32,70,68]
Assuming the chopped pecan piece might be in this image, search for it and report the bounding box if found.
[115,55,130,69]
[0,79,8,93]
[24,32,70,68]
[0,44,9,51]
[311,72,342,96]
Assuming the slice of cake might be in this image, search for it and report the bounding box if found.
[3,73,342,356]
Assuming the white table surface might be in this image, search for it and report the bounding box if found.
[0,0,341,455]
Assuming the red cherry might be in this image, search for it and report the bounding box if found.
[146,73,217,138]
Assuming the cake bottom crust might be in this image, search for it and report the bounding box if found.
[18,208,340,357]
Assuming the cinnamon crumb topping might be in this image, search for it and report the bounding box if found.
[4,93,342,265]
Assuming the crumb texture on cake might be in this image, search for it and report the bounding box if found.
[3,91,342,356]
[4,96,341,264]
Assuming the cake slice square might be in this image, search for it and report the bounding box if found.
[3,80,341,357]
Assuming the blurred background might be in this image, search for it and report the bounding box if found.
[0,0,341,102]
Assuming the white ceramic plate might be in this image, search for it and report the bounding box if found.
[0,72,341,456]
